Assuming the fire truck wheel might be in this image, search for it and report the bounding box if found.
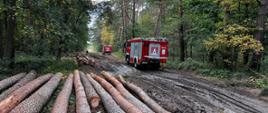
[134,59,139,68]
[126,58,130,65]
[153,63,161,70]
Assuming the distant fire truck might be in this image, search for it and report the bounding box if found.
[124,38,168,69]
[102,45,112,55]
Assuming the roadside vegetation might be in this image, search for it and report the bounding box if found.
[1,0,268,90]
[90,0,268,90]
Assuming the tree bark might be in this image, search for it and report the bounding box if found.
[93,75,142,113]
[87,73,125,113]
[3,0,16,65]
[132,0,136,38]
[122,0,129,41]
[154,0,163,38]
[119,77,170,113]
[251,0,268,70]
[74,70,91,113]
[0,71,37,101]
[0,17,3,59]
[0,72,26,92]
[0,74,52,113]
[51,73,74,113]
[80,71,100,108]
[101,71,154,113]
[10,73,62,113]
[179,0,185,61]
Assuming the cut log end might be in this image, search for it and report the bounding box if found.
[90,96,101,108]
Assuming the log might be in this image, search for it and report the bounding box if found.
[74,70,91,113]
[51,73,74,113]
[101,71,155,113]
[76,54,95,65]
[0,70,37,101]
[93,75,142,113]
[87,73,125,113]
[10,73,62,113]
[80,71,100,108]
[0,72,26,92]
[120,77,170,113]
[0,74,52,113]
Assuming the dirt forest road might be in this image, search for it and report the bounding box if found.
[79,52,268,113]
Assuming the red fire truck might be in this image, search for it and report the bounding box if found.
[102,45,112,55]
[124,38,168,69]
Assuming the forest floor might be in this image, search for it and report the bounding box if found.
[79,52,268,113]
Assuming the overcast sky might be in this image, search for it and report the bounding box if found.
[92,0,110,4]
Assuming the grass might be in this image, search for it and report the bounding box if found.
[112,51,124,59]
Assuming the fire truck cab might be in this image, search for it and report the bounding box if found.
[124,38,168,69]
[102,45,112,55]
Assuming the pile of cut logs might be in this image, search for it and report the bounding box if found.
[76,53,96,66]
[0,70,169,113]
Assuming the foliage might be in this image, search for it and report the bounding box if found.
[1,54,77,75]
[101,24,114,45]
[255,79,268,88]
[0,0,92,61]
[204,24,264,69]
[113,51,124,59]
[177,58,205,71]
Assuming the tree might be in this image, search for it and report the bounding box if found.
[132,0,136,38]
[179,0,185,61]
[2,0,16,66]
[251,0,268,70]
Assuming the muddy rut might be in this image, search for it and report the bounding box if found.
[79,52,268,113]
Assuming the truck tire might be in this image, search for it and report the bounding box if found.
[126,56,130,65]
[134,59,140,69]
[153,63,160,70]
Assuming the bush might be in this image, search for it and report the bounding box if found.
[177,58,205,71]
[166,59,181,69]
[255,79,268,88]
[1,54,78,76]
[198,68,233,79]
[113,51,124,59]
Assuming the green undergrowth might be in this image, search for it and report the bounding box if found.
[113,51,124,59]
[168,58,268,88]
[0,54,77,76]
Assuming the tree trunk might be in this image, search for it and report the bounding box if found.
[0,73,26,92]
[0,74,52,113]
[101,71,154,113]
[132,0,136,38]
[80,71,100,108]
[74,70,91,113]
[87,73,125,113]
[179,0,185,61]
[120,79,170,113]
[0,17,3,59]
[10,73,62,113]
[154,0,163,38]
[223,4,230,25]
[3,0,16,65]
[56,39,63,60]
[93,75,142,113]
[251,0,268,70]
[51,73,74,113]
[122,0,129,41]
[0,71,37,101]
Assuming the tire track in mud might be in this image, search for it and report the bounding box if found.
[80,53,268,113]
[130,71,268,113]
